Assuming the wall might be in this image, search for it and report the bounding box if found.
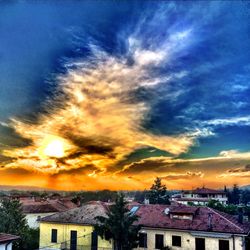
[39,222,112,249]
[136,228,244,250]
[25,213,55,229]
[0,242,13,250]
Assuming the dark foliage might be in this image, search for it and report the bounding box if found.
[0,199,39,250]
[148,177,170,205]
[94,193,140,250]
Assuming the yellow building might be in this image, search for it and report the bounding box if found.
[39,202,112,250]
[40,202,250,250]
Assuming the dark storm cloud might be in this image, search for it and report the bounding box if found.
[51,164,99,176]
[228,164,250,173]
[0,123,32,148]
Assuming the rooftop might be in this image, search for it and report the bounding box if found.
[185,187,225,195]
[40,201,107,225]
[21,198,77,214]
[133,204,250,235]
[0,233,19,243]
[40,202,250,235]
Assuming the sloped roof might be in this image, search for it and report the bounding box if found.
[187,188,225,195]
[40,202,250,235]
[133,204,250,235]
[169,205,198,214]
[40,202,107,225]
[21,198,77,213]
[0,233,19,243]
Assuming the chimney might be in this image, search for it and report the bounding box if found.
[238,207,243,224]
[208,213,213,230]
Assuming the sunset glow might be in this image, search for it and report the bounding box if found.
[41,137,66,158]
[0,1,250,190]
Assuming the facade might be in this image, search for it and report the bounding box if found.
[173,187,228,206]
[0,234,19,250]
[133,204,250,250]
[39,202,112,250]
[21,197,77,228]
[39,202,250,250]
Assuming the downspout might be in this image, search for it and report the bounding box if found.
[5,241,11,250]
[233,234,235,250]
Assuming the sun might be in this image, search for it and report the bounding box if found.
[37,135,72,159]
[44,139,64,158]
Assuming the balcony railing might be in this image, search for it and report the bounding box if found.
[60,244,112,250]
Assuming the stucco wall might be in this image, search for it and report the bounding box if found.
[136,228,244,250]
[0,242,13,250]
[39,222,112,249]
[25,213,55,229]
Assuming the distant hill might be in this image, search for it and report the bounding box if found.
[241,185,250,190]
[0,185,53,191]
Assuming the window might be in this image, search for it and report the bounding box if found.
[155,234,164,249]
[172,235,181,247]
[139,233,147,248]
[51,229,57,243]
[195,238,205,250]
[70,230,77,250]
[130,206,139,215]
[219,240,229,250]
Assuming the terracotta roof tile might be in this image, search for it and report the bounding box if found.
[21,199,77,213]
[0,234,19,243]
[40,203,107,225]
[185,187,225,195]
[40,203,250,235]
[132,204,250,235]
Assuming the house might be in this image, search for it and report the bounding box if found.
[39,201,112,250]
[39,202,250,250]
[133,204,250,250]
[173,187,228,206]
[21,197,77,228]
[0,234,19,250]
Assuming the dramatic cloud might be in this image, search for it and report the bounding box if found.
[1,24,195,175]
[1,2,250,190]
[219,164,250,179]
[161,171,204,180]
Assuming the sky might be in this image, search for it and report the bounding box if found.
[0,1,250,190]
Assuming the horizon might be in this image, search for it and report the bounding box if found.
[1,1,250,190]
[0,183,243,193]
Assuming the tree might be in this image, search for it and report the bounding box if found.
[134,190,147,203]
[242,189,250,205]
[207,200,238,215]
[0,198,39,250]
[148,177,170,204]
[229,184,240,205]
[94,193,140,250]
[0,198,27,249]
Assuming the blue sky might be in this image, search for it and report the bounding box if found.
[0,1,250,190]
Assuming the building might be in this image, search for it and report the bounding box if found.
[173,187,228,206]
[0,234,19,250]
[39,202,112,250]
[39,202,250,250]
[133,204,250,250]
[21,197,77,228]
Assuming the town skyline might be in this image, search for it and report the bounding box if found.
[1,1,250,190]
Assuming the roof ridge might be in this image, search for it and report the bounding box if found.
[207,207,243,232]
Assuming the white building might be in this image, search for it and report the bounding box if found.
[21,197,77,228]
[0,234,19,250]
[172,187,228,206]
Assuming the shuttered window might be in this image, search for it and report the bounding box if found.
[51,229,57,243]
